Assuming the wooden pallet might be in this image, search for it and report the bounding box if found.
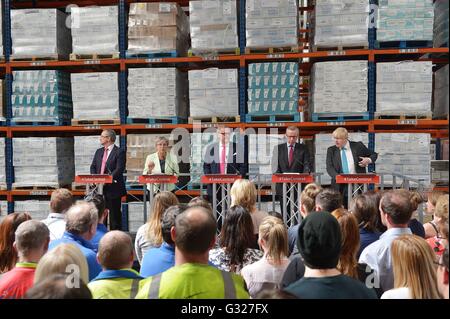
[0,183,7,191]
[312,45,368,52]
[12,184,67,190]
[245,46,299,55]
[126,51,178,59]
[374,112,432,120]
[127,117,186,125]
[70,52,120,61]
[71,183,87,191]
[10,54,65,61]
[375,40,433,49]
[10,120,69,126]
[189,116,240,124]
[188,48,240,57]
[245,113,301,123]
[71,119,121,126]
[126,183,144,191]
[312,112,370,122]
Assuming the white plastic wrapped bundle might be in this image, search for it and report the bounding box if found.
[0,138,5,188]
[0,201,8,222]
[434,65,449,119]
[12,137,74,188]
[190,132,215,185]
[311,61,368,114]
[71,6,118,55]
[376,61,432,114]
[128,68,188,119]
[71,72,119,120]
[248,134,285,183]
[11,9,71,58]
[189,0,238,53]
[14,200,50,220]
[127,202,145,233]
[246,0,298,48]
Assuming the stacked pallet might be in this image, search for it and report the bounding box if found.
[70,6,118,56]
[377,0,434,43]
[311,61,368,121]
[127,2,189,56]
[128,68,188,121]
[188,68,239,118]
[189,0,238,54]
[246,0,298,50]
[312,0,369,49]
[127,202,145,233]
[247,62,299,119]
[0,138,5,190]
[11,9,71,59]
[248,134,285,183]
[434,65,449,119]
[0,4,3,58]
[314,132,369,185]
[0,80,4,121]
[190,132,215,186]
[14,200,50,220]
[126,134,173,187]
[11,70,72,124]
[375,133,431,186]
[434,0,449,47]
[71,72,119,123]
[0,201,7,222]
[376,61,432,117]
[12,137,74,189]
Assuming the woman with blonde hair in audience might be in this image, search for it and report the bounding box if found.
[381,235,441,299]
[241,216,290,298]
[424,191,447,239]
[34,243,89,285]
[426,195,449,258]
[209,206,263,274]
[0,212,32,273]
[134,191,179,264]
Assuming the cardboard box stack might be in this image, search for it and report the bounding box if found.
[248,134,285,183]
[128,2,189,55]
[0,201,7,222]
[127,202,145,233]
[0,138,5,189]
[190,132,215,186]
[14,200,50,220]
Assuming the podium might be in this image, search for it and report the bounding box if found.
[75,175,113,199]
[201,174,242,226]
[138,174,178,222]
[336,174,380,208]
[272,173,315,226]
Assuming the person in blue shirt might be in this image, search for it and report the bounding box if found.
[88,194,109,252]
[49,201,102,281]
[140,204,188,278]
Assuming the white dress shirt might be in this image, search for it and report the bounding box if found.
[42,213,66,240]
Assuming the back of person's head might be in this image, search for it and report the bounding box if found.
[161,204,188,245]
[300,183,322,214]
[258,216,288,264]
[0,212,32,272]
[331,208,360,279]
[315,189,343,213]
[50,188,73,214]
[87,194,107,221]
[380,190,413,226]
[231,179,257,212]
[34,243,89,285]
[188,197,213,212]
[435,195,449,235]
[220,205,255,266]
[255,289,298,299]
[297,211,341,270]
[364,190,386,233]
[174,206,217,255]
[25,274,92,299]
[267,211,283,221]
[350,193,379,232]
[391,235,441,299]
[97,231,133,270]
[65,201,98,236]
[147,191,179,245]
[14,220,49,258]
[409,190,425,212]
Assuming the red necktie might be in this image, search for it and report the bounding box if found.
[100,147,109,174]
[288,144,294,167]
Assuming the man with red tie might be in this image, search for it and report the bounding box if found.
[272,126,312,211]
[90,129,126,230]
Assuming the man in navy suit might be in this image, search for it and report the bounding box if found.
[90,129,126,230]
[203,126,247,206]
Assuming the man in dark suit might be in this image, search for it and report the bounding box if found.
[326,127,378,199]
[90,129,126,230]
[203,126,247,206]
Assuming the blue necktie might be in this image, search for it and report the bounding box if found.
[341,147,350,174]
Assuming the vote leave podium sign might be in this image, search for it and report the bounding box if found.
[138,174,178,221]
[272,173,315,226]
[201,174,242,228]
[336,174,380,208]
[75,174,113,196]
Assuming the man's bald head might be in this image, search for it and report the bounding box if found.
[15,220,50,257]
[65,201,98,236]
[97,231,133,270]
[174,207,217,254]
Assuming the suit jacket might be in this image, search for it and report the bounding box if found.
[203,142,248,200]
[272,143,312,196]
[143,151,179,192]
[90,145,127,199]
[326,141,378,191]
